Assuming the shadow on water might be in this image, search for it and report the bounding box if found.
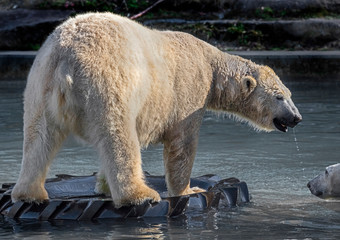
[1,79,340,239]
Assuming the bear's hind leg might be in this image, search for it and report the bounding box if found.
[94,168,110,196]
[11,108,68,203]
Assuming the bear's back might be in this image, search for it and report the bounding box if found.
[54,13,159,56]
[44,12,169,86]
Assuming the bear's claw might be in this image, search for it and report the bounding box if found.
[11,184,49,203]
[114,186,161,208]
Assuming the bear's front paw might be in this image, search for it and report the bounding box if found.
[115,185,161,208]
[11,184,48,203]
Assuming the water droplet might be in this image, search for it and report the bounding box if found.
[293,128,300,152]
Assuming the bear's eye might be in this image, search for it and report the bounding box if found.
[276,95,284,100]
[246,80,251,88]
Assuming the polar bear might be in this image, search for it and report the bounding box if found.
[308,164,340,199]
[11,12,302,207]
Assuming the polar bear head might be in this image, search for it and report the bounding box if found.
[308,163,340,199]
[212,61,302,132]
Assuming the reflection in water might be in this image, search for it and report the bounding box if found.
[1,79,340,239]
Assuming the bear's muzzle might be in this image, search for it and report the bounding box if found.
[273,114,302,132]
[273,98,302,132]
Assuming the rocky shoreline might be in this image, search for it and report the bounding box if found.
[144,18,340,50]
[1,1,339,81]
[0,0,339,51]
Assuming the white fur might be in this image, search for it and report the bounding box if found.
[308,163,340,199]
[11,12,298,207]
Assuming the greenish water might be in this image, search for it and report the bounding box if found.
[1,79,340,239]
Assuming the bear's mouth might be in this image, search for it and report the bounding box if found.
[273,118,287,132]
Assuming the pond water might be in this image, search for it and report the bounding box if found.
[0,78,340,239]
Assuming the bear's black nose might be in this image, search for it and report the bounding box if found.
[307,182,311,189]
[294,115,302,124]
[288,114,302,128]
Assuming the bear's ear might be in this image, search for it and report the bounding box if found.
[242,76,257,95]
